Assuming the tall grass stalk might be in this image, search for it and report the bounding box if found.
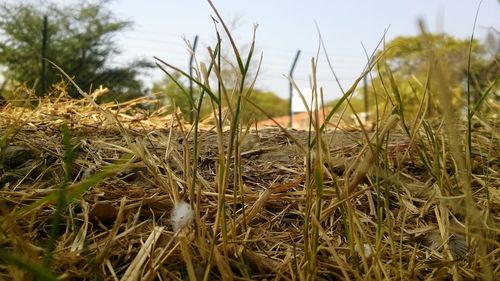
[419,19,493,279]
[3,1,497,279]
[43,123,74,266]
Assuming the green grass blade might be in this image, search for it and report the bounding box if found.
[155,63,197,110]
[155,56,220,104]
[471,75,499,117]
[14,155,131,219]
[44,123,75,266]
[0,249,58,281]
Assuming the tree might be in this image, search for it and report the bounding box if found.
[0,0,152,102]
[152,73,211,120]
[238,90,289,124]
[152,74,288,125]
[468,31,500,99]
[357,33,497,119]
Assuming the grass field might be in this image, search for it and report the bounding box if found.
[1,2,499,281]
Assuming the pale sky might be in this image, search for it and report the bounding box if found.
[66,1,500,100]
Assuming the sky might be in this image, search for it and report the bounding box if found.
[72,1,500,101]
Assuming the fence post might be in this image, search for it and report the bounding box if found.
[289,50,301,128]
[40,15,48,97]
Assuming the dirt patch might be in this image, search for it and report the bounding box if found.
[1,96,499,280]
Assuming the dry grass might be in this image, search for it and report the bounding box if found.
[1,2,499,280]
[0,85,498,280]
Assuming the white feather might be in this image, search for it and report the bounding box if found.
[170,201,194,232]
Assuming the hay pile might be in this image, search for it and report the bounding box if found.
[0,92,499,280]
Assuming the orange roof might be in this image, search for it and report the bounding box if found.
[255,108,344,130]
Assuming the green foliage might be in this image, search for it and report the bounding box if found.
[239,90,289,123]
[0,248,58,281]
[153,74,288,124]
[351,33,499,119]
[152,73,209,120]
[0,0,152,101]
[469,52,500,96]
[378,34,481,114]
[381,34,481,76]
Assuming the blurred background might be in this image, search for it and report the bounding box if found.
[110,0,500,99]
[0,0,498,126]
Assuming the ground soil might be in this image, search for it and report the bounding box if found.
[1,98,498,280]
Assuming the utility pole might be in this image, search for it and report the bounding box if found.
[288,50,301,128]
[188,35,199,124]
[40,15,48,97]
